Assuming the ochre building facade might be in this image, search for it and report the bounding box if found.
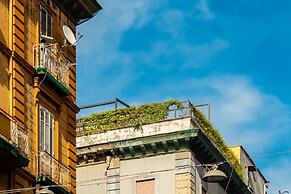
[0,0,101,193]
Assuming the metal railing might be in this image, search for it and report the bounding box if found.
[38,151,71,188]
[11,121,29,155]
[0,108,29,155]
[76,100,204,133]
[33,43,70,87]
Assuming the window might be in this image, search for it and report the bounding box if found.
[40,6,52,37]
[39,6,53,70]
[39,105,54,155]
[136,179,155,194]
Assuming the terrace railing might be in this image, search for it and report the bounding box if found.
[76,100,205,134]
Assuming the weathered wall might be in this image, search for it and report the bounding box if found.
[238,148,266,194]
[77,118,193,148]
[76,149,230,194]
[77,163,107,194]
[230,146,266,194]
[120,154,176,194]
[76,154,177,194]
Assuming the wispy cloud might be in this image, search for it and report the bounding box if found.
[190,75,291,150]
[264,158,291,193]
[77,0,227,104]
[77,0,159,103]
[155,9,185,38]
[138,38,229,69]
[195,0,215,20]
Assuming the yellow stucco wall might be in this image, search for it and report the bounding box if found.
[0,0,78,193]
[229,146,242,164]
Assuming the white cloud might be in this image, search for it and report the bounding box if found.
[195,0,215,20]
[129,73,291,192]
[76,0,159,103]
[264,158,291,193]
[131,73,291,154]
[182,74,291,151]
[155,9,185,37]
[138,38,229,70]
[76,0,228,105]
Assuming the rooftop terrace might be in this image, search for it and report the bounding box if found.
[77,100,243,178]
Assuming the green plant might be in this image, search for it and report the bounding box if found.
[194,108,243,178]
[78,100,182,135]
[77,100,243,179]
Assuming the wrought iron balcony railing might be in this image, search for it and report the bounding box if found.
[0,108,28,155]
[33,43,70,88]
[38,151,71,189]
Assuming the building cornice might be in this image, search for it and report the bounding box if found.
[0,40,35,75]
[65,97,80,113]
[52,0,102,25]
[0,41,12,57]
[77,128,251,194]
[12,51,35,74]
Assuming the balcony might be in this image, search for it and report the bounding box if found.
[0,109,29,169]
[33,43,70,96]
[37,151,71,193]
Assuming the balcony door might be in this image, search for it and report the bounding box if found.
[39,105,54,155]
[39,6,54,71]
[39,105,55,178]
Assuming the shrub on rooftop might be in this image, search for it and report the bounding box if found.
[194,108,243,178]
[78,100,182,135]
[78,99,243,178]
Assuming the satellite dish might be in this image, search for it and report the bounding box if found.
[63,25,76,46]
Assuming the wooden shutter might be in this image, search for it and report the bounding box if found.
[136,179,155,194]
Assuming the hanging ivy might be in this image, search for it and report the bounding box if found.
[194,108,244,178]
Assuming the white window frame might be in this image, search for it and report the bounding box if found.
[40,6,52,37]
[39,105,54,156]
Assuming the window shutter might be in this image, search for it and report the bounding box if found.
[40,108,45,151]
[136,179,155,194]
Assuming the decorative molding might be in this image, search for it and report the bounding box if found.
[106,168,120,194]
[12,51,35,74]
[0,41,12,57]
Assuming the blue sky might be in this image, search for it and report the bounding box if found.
[77,0,291,192]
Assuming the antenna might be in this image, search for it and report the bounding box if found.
[62,25,77,46]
